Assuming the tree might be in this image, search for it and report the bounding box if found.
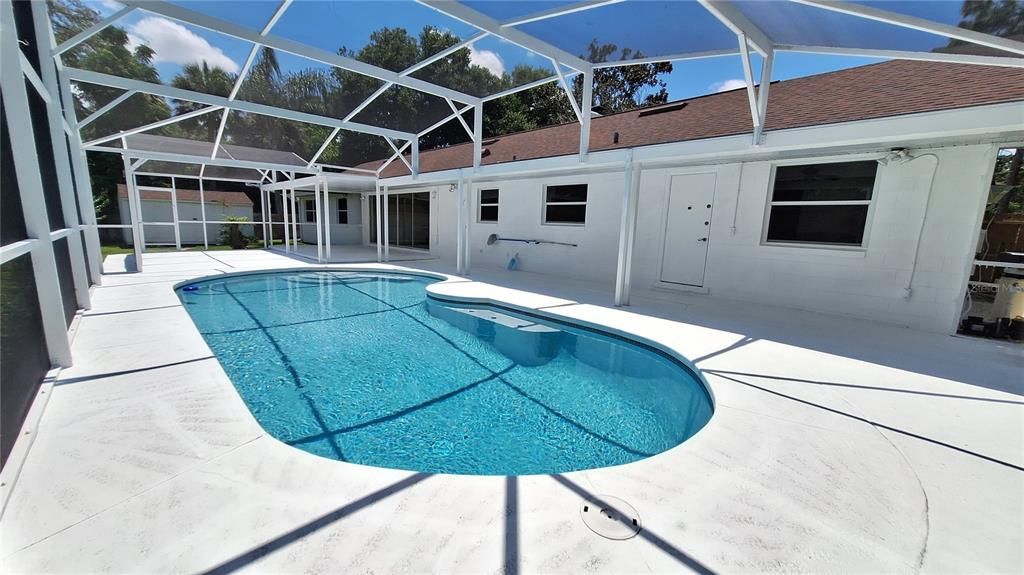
[944,0,1024,52]
[574,41,673,113]
[169,62,235,141]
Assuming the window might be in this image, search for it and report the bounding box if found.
[479,188,499,222]
[304,199,316,223]
[543,184,587,224]
[337,197,349,224]
[764,161,877,247]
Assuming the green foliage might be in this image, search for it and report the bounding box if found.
[219,215,253,248]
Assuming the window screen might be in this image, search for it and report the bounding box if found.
[765,161,877,247]
[544,184,587,225]
[479,189,499,222]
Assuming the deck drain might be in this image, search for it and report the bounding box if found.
[580,496,641,540]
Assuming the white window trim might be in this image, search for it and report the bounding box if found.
[336,196,350,224]
[541,183,588,226]
[760,159,881,251]
[304,199,316,223]
[478,187,499,223]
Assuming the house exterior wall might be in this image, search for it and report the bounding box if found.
[298,192,363,245]
[117,198,253,245]
[426,142,998,333]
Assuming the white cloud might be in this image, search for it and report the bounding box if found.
[709,78,747,93]
[469,46,504,77]
[126,16,239,73]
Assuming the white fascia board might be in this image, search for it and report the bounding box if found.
[65,68,416,141]
[119,0,481,105]
[417,0,592,73]
[379,101,1024,185]
[592,49,739,68]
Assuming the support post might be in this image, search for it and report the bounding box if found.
[753,49,774,145]
[121,154,144,270]
[170,176,182,250]
[375,181,383,263]
[314,181,323,263]
[323,178,332,261]
[282,190,291,252]
[579,69,593,161]
[199,176,210,250]
[456,173,465,275]
[382,185,390,262]
[614,154,641,306]
[412,136,419,179]
[472,104,483,170]
[464,177,472,275]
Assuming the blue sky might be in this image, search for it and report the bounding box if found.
[88,0,967,102]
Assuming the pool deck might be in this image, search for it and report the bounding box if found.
[1,249,1021,574]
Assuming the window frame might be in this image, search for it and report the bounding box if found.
[541,183,588,226]
[336,196,349,224]
[477,188,499,223]
[303,199,316,223]
[760,159,881,251]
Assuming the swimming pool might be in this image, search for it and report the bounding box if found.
[177,271,713,475]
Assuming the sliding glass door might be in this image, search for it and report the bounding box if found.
[369,191,430,250]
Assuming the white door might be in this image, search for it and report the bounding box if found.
[660,172,716,286]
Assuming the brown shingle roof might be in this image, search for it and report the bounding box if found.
[117,184,253,206]
[362,60,1024,178]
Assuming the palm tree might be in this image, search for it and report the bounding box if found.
[169,61,236,141]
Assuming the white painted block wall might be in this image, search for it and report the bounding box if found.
[117,198,252,245]
[297,192,364,245]
[427,143,996,333]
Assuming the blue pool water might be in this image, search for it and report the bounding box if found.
[177,271,713,475]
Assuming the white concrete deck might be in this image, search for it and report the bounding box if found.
[1,249,1021,574]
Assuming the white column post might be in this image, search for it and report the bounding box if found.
[456,173,465,275]
[382,185,390,262]
[120,154,144,270]
[198,170,209,250]
[464,177,472,275]
[753,49,774,145]
[472,104,483,170]
[314,182,323,263]
[375,181,383,263]
[282,190,291,252]
[579,69,593,161]
[323,178,332,261]
[170,176,182,250]
[290,181,299,249]
[260,186,269,249]
[411,137,420,179]
[614,154,641,306]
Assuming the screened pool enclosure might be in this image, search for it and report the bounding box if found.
[2,0,1023,401]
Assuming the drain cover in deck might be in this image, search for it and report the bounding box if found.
[580,496,641,540]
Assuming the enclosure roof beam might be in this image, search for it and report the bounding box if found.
[53,5,134,55]
[790,0,1024,57]
[385,137,415,173]
[65,68,417,141]
[87,145,318,174]
[550,58,583,124]
[500,0,624,27]
[83,105,224,147]
[79,89,136,128]
[417,0,592,73]
[308,127,341,167]
[118,0,481,104]
[698,0,773,56]
[446,98,475,140]
[592,49,739,68]
[400,31,489,77]
[481,75,559,102]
